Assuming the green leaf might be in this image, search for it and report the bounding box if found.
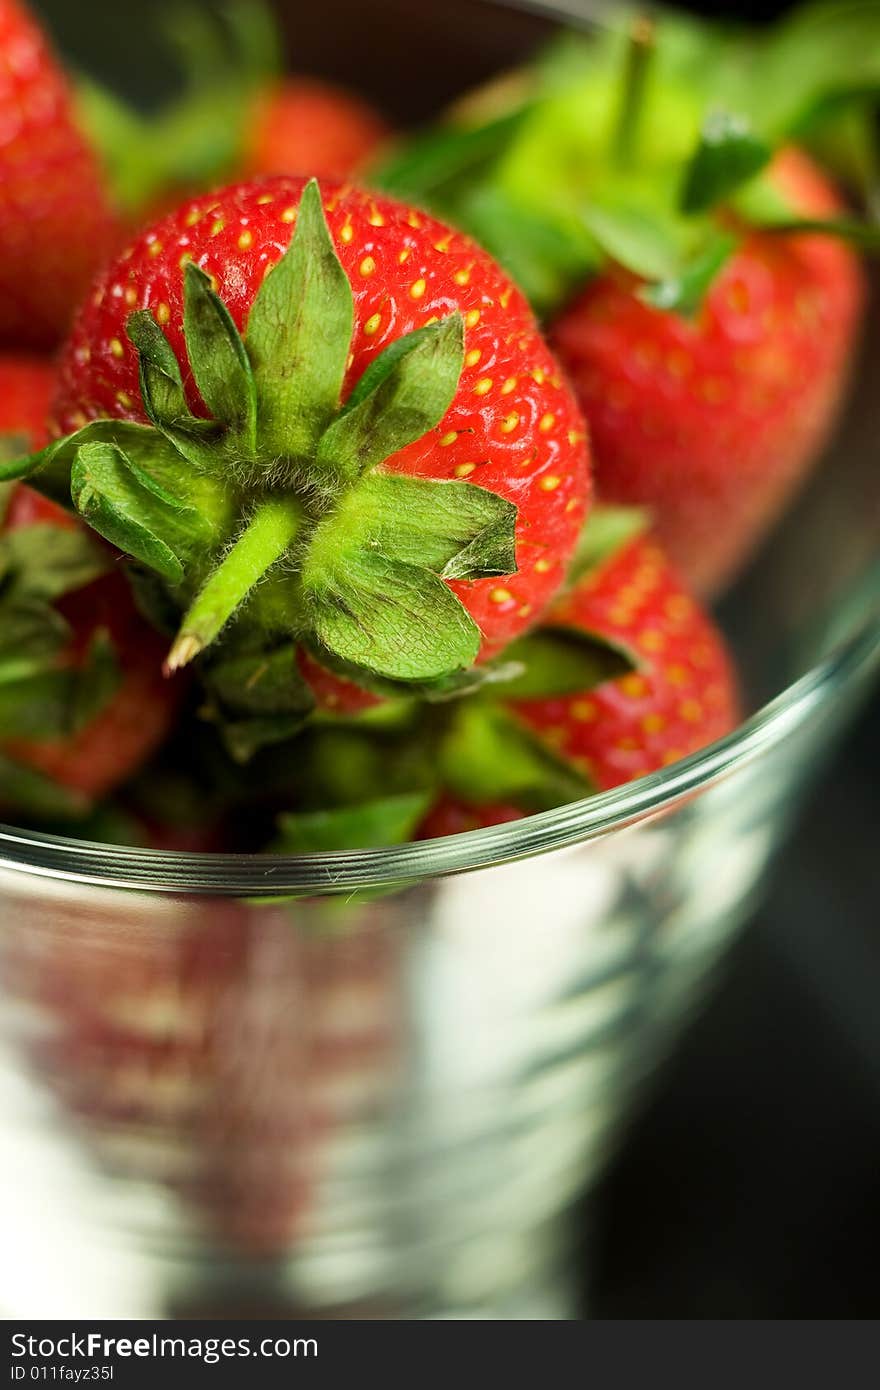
[71,441,202,583]
[439,703,593,810]
[580,199,682,281]
[387,473,516,578]
[68,631,121,733]
[303,639,525,706]
[245,178,354,467]
[0,601,69,682]
[0,630,118,741]
[310,472,517,585]
[454,185,599,316]
[641,232,738,317]
[568,505,650,584]
[0,751,91,820]
[497,626,636,700]
[282,720,436,812]
[317,317,465,484]
[0,419,153,506]
[127,310,225,472]
[183,262,257,450]
[76,1,281,216]
[1,523,109,602]
[371,109,530,200]
[749,216,880,250]
[126,563,183,635]
[273,791,433,853]
[200,640,315,762]
[680,111,772,214]
[305,552,481,682]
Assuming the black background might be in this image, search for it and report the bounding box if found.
[589,696,879,1317]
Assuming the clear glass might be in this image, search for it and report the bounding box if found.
[0,0,878,1321]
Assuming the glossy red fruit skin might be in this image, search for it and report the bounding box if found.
[512,535,740,790]
[243,79,390,182]
[296,647,381,715]
[0,0,118,347]
[551,149,865,595]
[52,176,591,658]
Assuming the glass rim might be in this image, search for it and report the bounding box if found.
[1,617,878,896]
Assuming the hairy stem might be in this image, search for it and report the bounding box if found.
[166,495,305,672]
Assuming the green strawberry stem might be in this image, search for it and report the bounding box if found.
[166,495,304,673]
[612,15,656,171]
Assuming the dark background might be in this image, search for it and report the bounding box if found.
[31,0,880,1318]
[589,694,879,1317]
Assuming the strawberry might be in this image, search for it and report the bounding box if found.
[509,533,740,789]
[7,175,590,756]
[417,527,740,836]
[550,147,864,593]
[0,0,118,347]
[1,570,183,803]
[418,796,523,839]
[242,78,390,182]
[262,516,739,847]
[0,354,53,449]
[374,10,875,594]
[77,3,389,221]
[0,363,180,812]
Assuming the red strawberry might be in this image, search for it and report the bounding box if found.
[0,0,118,347]
[420,531,740,835]
[551,149,865,594]
[242,79,390,182]
[418,797,523,839]
[0,362,181,806]
[11,176,591,753]
[0,356,72,539]
[511,534,740,787]
[0,354,53,447]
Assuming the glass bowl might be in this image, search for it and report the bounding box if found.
[0,0,878,1319]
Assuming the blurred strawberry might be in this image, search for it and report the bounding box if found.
[374,10,876,592]
[418,524,740,836]
[551,148,865,592]
[0,0,118,347]
[77,1,389,223]
[242,77,390,181]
